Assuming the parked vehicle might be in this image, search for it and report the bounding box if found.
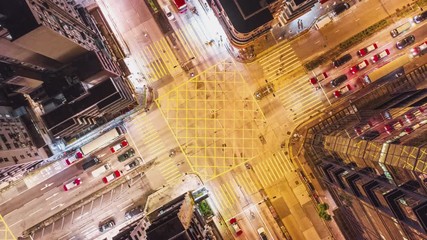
[357,43,378,57]
[332,54,352,68]
[118,148,135,162]
[110,140,128,153]
[413,10,427,23]
[330,74,348,87]
[82,157,100,170]
[91,164,111,177]
[396,35,415,49]
[125,206,143,220]
[333,2,350,16]
[63,178,82,191]
[99,219,115,232]
[124,157,142,171]
[81,127,124,156]
[390,22,411,38]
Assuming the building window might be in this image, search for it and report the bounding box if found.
[0,134,6,142]
[137,230,142,237]
[20,155,25,159]
[4,157,9,162]
[5,143,11,149]
[0,158,3,163]
[12,156,18,163]
[13,142,19,148]
[27,153,32,157]
[34,152,39,156]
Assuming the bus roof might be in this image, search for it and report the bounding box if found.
[365,54,410,82]
[80,128,120,155]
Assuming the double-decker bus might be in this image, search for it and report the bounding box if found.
[80,127,125,156]
[363,54,410,84]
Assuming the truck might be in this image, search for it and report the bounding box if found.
[82,157,101,170]
[91,164,111,177]
[172,0,187,13]
[315,15,332,30]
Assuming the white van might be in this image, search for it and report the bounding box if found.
[163,6,175,21]
[91,164,111,177]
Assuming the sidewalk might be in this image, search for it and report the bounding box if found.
[143,173,203,214]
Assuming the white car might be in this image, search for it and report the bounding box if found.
[63,178,82,191]
[102,170,121,184]
[110,140,128,153]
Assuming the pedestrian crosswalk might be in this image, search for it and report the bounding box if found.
[208,150,295,211]
[140,20,226,82]
[125,113,182,184]
[257,41,326,124]
[275,74,326,124]
[252,150,295,187]
[257,41,306,88]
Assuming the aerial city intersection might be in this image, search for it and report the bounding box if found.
[0,0,426,239]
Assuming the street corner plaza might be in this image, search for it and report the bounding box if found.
[156,60,268,180]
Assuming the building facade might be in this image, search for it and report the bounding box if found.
[0,0,136,180]
[207,0,284,59]
[133,192,206,240]
[0,105,48,184]
[304,63,427,239]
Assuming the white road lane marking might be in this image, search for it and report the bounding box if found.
[40,182,53,191]
[51,203,64,210]
[9,219,22,227]
[49,197,62,205]
[45,192,59,201]
[120,202,134,212]
[29,209,43,216]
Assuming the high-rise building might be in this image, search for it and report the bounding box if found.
[304,64,427,239]
[0,0,136,180]
[133,192,206,240]
[0,105,48,184]
[208,0,284,48]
